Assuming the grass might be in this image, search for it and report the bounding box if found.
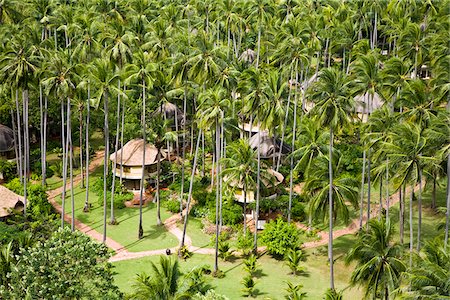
[112,250,363,299]
[57,180,178,252]
[178,217,213,248]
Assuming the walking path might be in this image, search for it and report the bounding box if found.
[46,150,420,262]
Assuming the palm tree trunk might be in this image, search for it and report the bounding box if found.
[445,153,450,248]
[219,116,225,232]
[68,101,75,232]
[431,173,436,210]
[417,165,422,251]
[366,148,371,229]
[379,179,383,219]
[359,149,366,230]
[276,68,293,172]
[256,25,261,69]
[139,80,146,240]
[386,158,390,221]
[79,109,84,189]
[119,85,126,186]
[43,95,48,186]
[254,115,261,253]
[84,83,90,212]
[288,66,300,223]
[61,100,67,227]
[400,183,405,245]
[409,180,415,267]
[156,149,162,226]
[39,84,44,186]
[103,92,110,243]
[110,81,121,225]
[214,119,220,273]
[22,90,29,216]
[10,109,19,176]
[328,126,335,290]
[180,128,202,252]
[179,87,187,217]
[14,89,22,184]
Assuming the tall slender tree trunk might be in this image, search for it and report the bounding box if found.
[61,100,67,227]
[180,128,202,252]
[110,81,121,225]
[400,184,405,245]
[445,152,450,248]
[10,109,19,176]
[276,68,293,172]
[214,119,221,273]
[417,166,422,251]
[254,115,261,253]
[366,149,371,229]
[84,83,90,212]
[328,127,335,290]
[68,100,75,232]
[103,92,110,243]
[409,180,415,267]
[156,149,162,226]
[43,95,48,186]
[256,25,261,69]
[14,89,22,183]
[288,66,300,223]
[79,109,84,189]
[22,90,29,216]
[39,84,44,186]
[386,158,390,221]
[431,174,436,210]
[179,87,187,217]
[359,149,366,230]
[119,85,126,186]
[138,80,146,240]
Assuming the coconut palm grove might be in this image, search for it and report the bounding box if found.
[0,0,449,299]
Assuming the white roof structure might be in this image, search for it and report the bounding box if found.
[110,139,165,167]
[354,92,384,114]
[248,131,290,159]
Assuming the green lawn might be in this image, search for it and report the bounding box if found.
[112,249,363,299]
[57,184,178,252]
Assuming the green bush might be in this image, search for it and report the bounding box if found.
[96,191,128,209]
[261,218,302,257]
[237,230,253,257]
[208,200,243,226]
[5,178,22,194]
[165,200,181,213]
[49,161,63,178]
[0,160,16,182]
[5,179,53,216]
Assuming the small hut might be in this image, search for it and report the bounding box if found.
[152,102,186,130]
[0,185,24,220]
[0,125,16,181]
[354,92,384,122]
[110,139,166,190]
[248,131,291,159]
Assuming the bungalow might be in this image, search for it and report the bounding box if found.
[0,185,24,220]
[0,124,16,181]
[109,139,166,191]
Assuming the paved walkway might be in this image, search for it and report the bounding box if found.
[46,150,419,262]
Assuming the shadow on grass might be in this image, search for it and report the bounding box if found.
[122,224,169,250]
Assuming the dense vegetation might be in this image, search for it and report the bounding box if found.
[0,0,449,299]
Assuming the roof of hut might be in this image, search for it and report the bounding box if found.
[354,92,384,114]
[0,185,24,217]
[0,125,14,153]
[109,139,165,167]
[152,102,185,125]
[249,131,291,159]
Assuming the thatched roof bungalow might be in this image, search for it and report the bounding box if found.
[110,139,166,190]
[0,185,24,219]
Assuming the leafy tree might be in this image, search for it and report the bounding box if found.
[261,217,302,257]
[1,227,121,299]
[345,218,406,300]
[285,281,307,300]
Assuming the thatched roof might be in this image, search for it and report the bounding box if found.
[110,139,165,167]
[249,131,291,158]
[239,49,256,63]
[0,125,14,153]
[354,92,384,114]
[0,185,24,217]
[152,102,185,125]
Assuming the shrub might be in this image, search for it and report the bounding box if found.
[178,245,192,260]
[218,240,234,261]
[193,290,229,300]
[49,161,63,178]
[260,218,302,257]
[237,230,253,257]
[5,178,22,194]
[0,160,16,182]
[165,200,181,213]
[284,249,306,275]
[209,200,243,226]
[243,254,259,276]
[241,275,257,297]
[96,191,128,209]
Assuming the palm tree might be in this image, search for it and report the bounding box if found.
[0,31,38,217]
[308,67,355,290]
[222,139,258,235]
[401,238,450,299]
[148,115,176,226]
[89,58,118,242]
[129,256,181,300]
[125,49,156,239]
[345,218,406,300]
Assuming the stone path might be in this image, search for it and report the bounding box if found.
[46,151,419,263]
